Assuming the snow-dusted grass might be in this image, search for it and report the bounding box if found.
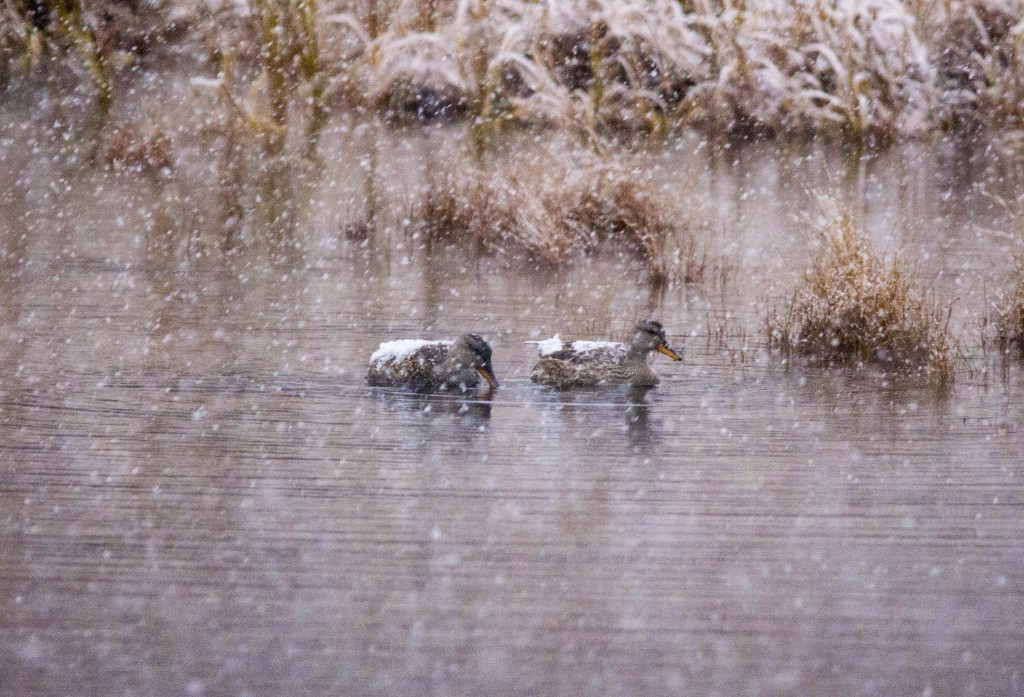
[7,0,115,118]
[318,0,941,139]
[683,0,935,139]
[318,0,579,130]
[766,205,953,383]
[251,0,946,139]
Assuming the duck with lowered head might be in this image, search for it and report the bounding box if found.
[530,320,681,389]
[367,333,498,393]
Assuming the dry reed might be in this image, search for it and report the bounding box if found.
[766,207,953,382]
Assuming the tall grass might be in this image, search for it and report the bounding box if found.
[994,267,1024,355]
[249,0,328,155]
[794,0,932,138]
[933,1,1024,135]
[8,0,1023,146]
[683,0,934,139]
[1,0,195,117]
[1,0,114,118]
[311,0,941,139]
[766,205,953,382]
[524,0,708,135]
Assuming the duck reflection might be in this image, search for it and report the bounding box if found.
[376,391,493,424]
[625,385,654,447]
[536,383,658,448]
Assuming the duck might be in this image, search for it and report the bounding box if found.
[367,333,498,392]
[530,320,681,388]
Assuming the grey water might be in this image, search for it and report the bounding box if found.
[1,112,1022,695]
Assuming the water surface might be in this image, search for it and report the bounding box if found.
[1,114,1023,695]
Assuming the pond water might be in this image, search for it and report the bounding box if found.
[1,109,1022,695]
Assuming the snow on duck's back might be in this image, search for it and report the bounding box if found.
[532,335,564,356]
[530,335,624,357]
[369,339,452,367]
[568,340,623,355]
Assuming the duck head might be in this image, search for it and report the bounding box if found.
[629,320,682,362]
[451,333,499,389]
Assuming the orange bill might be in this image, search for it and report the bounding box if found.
[477,365,500,389]
[656,344,683,362]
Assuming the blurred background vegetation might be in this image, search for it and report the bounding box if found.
[4,0,1024,149]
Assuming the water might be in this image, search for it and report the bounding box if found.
[1,113,1023,695]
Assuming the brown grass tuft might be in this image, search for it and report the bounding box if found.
[766,207,953,383]
[417,151,701,283]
